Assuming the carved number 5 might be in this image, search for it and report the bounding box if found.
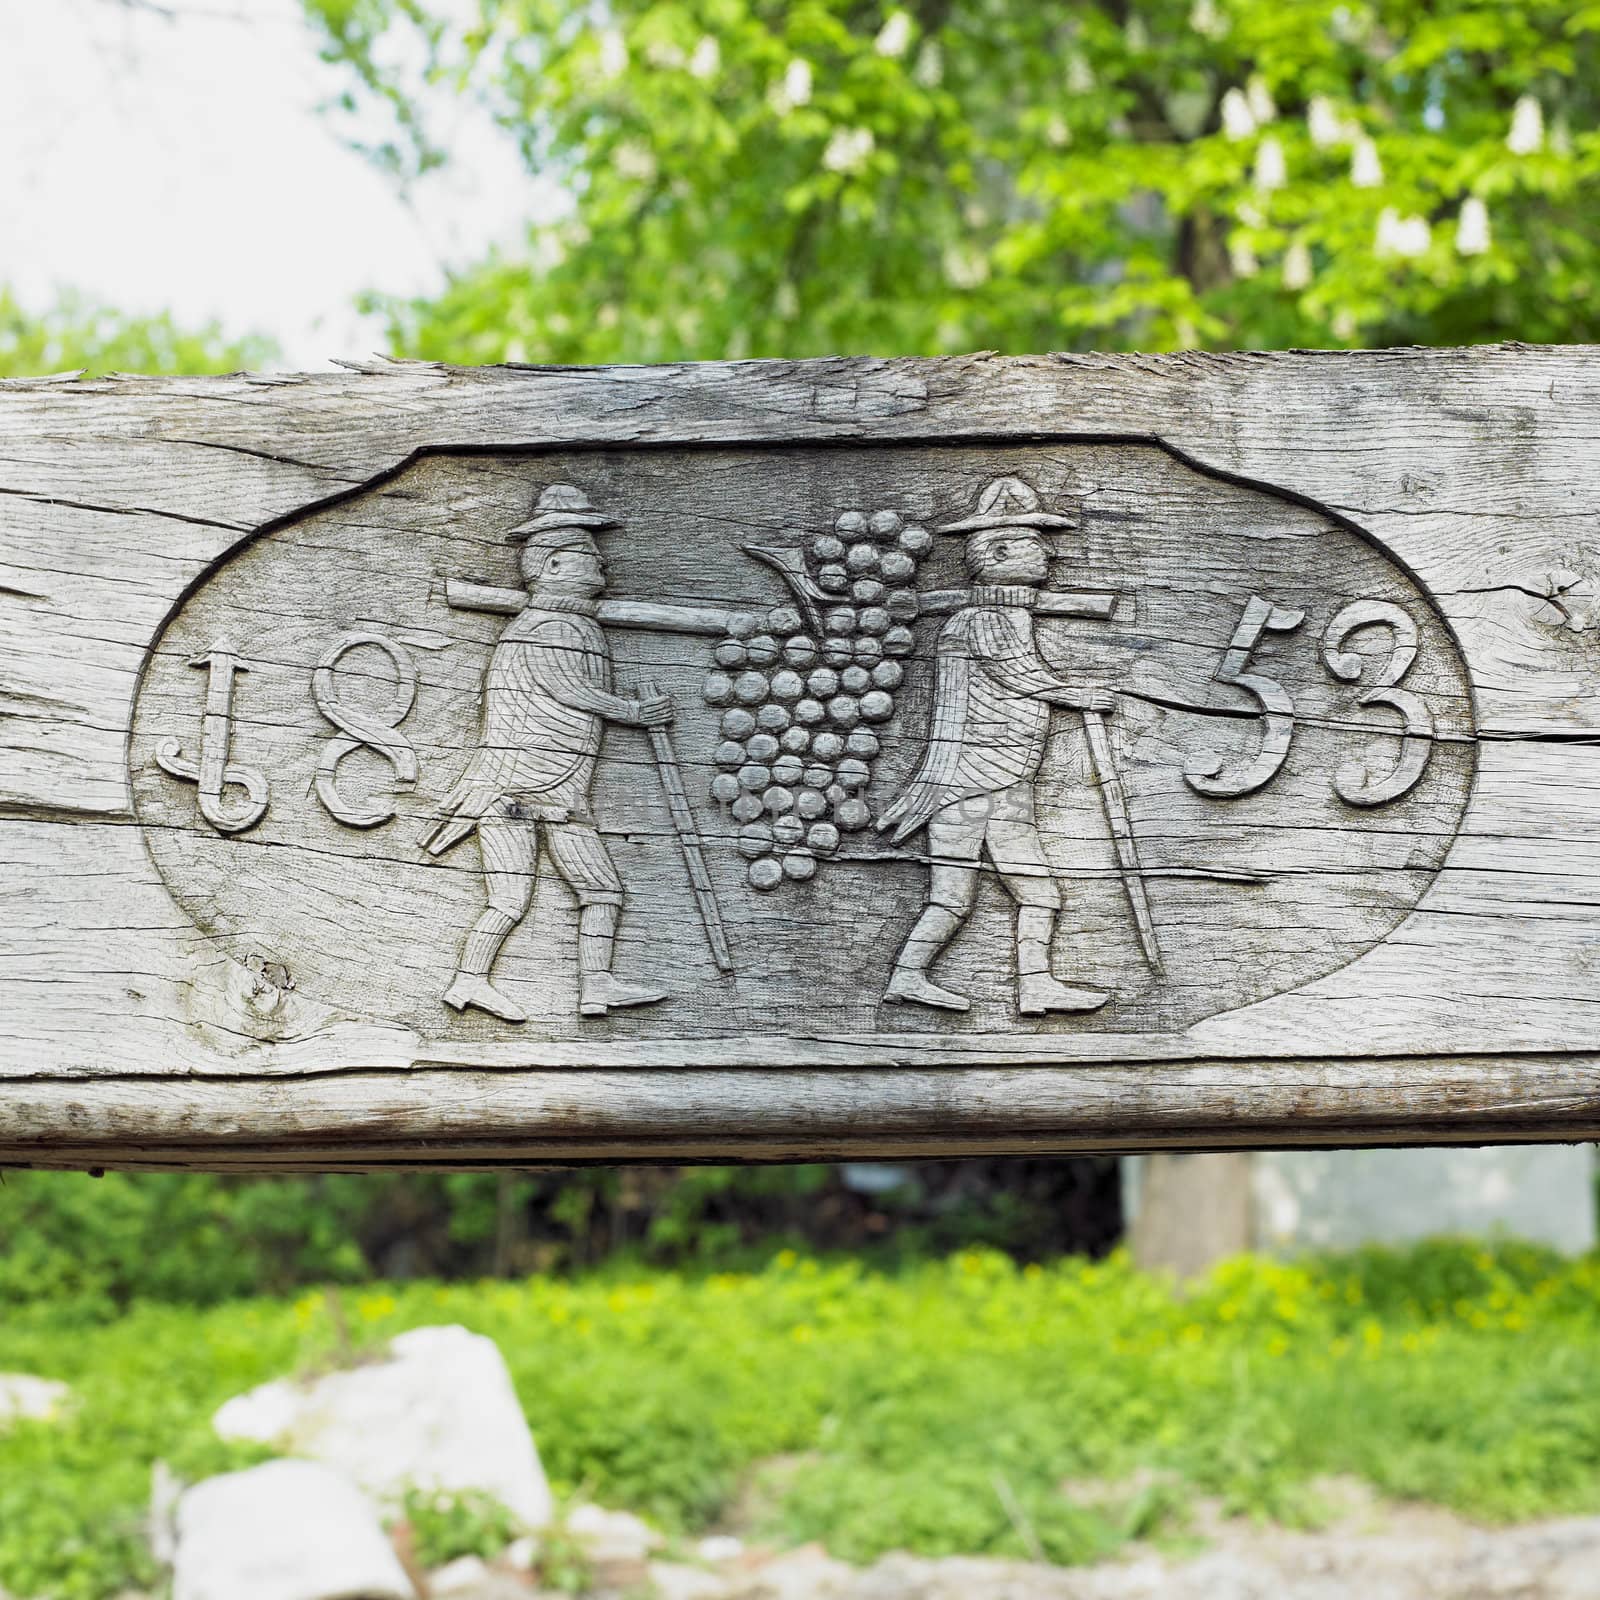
[1321,600,1434,806]
[1184,595,1307,799]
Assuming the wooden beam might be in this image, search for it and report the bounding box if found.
[3,346,1599,1168]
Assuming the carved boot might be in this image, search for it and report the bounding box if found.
[1017,973,1109,1015]
[443,973,528,1024]
[580,972,668,1018]
[883,966,972,1012]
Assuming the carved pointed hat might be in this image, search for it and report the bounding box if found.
[508,483,621,542]
[936,476,1078,533]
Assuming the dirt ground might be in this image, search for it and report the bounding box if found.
[640,1482,1600,1600]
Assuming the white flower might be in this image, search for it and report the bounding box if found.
[1350,136,1383,188]
[775,281,799,319]
[614,142,657,183]
[1126,14,1150,51]
[1067,54,1096,94]
[768,58,814,116]
[1375,207,1430,258]
[1507,94,1544,156]
[822,126,875,173]
[1190,0,1226,38]
[597,28,628,79]
[1254,136,1287,193]
[942,246,990,288]
[1307,96,1352,148]
[913,41,943,88]
[1455,196,1491,256]
[1229,237,1260,278]
[689,36,721,80]
[875,10,913,59]
[784,57,813,107]
[645,39,685,70]
[1246,74,1276,125]
[1046,115,1072,148]
[1282,239,1313,289]
[1332,309,1358,341]
[1220,87,1256,140]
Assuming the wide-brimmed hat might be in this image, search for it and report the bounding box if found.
[937,476,1078,533]
[508,483,621,541]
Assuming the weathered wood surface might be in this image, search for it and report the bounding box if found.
[2,345,1599,1168]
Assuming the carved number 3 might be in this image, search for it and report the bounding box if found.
[1321,600,1434,807]
[312,633,419,828]
[1184,595,1308,799]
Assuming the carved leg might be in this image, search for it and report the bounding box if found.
[444,814,535,1023]
[992,823,1109,1017]
[884,850,976,1012]
[548,822,667,1018]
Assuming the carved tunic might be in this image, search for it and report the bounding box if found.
[423,595,637,849]
[880,586,1070,845]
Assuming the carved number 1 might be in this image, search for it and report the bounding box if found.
[1184,595,1308,799]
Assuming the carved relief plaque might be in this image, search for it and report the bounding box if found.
[126,441,1475,1055]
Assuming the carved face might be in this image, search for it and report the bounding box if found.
[524,544,607,597]
[976,531,1051,586]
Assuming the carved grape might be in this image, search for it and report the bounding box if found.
[748,857,783,891]
[737,823,773,859]
[702,500,933,890]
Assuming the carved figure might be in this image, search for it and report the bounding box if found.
[878,477,1116,1016]
[420,484,675,1021]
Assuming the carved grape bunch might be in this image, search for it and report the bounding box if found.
[703,507,931,890]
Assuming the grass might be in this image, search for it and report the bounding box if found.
[2,1240,1599,1597]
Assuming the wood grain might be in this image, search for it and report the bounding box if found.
[3,345,1598,1168]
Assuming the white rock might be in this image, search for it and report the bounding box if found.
[738,1546,854,1599]
[0,1372,70,1426]
[213,1324,552,1528]
[172,1459,414,1600]
[650,1562,731,1600]
[567,1501,665,1562]
[698,1535,746,1564]
[427,1556,492,1596]
[504,1535,540,1571]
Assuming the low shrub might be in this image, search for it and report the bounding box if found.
[2,1241,1597,1597]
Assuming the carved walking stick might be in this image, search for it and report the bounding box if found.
[1081,705,1165,976]
[640,677,736,975]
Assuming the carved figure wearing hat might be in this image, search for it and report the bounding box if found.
[421,483,674,1021]
[878,476,1115,1016]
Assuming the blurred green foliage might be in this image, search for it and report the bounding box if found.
[0,288,277,379]
[3,1240,1599,1597]
[302,0,1598,363]
[0,1159,1119,1312]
